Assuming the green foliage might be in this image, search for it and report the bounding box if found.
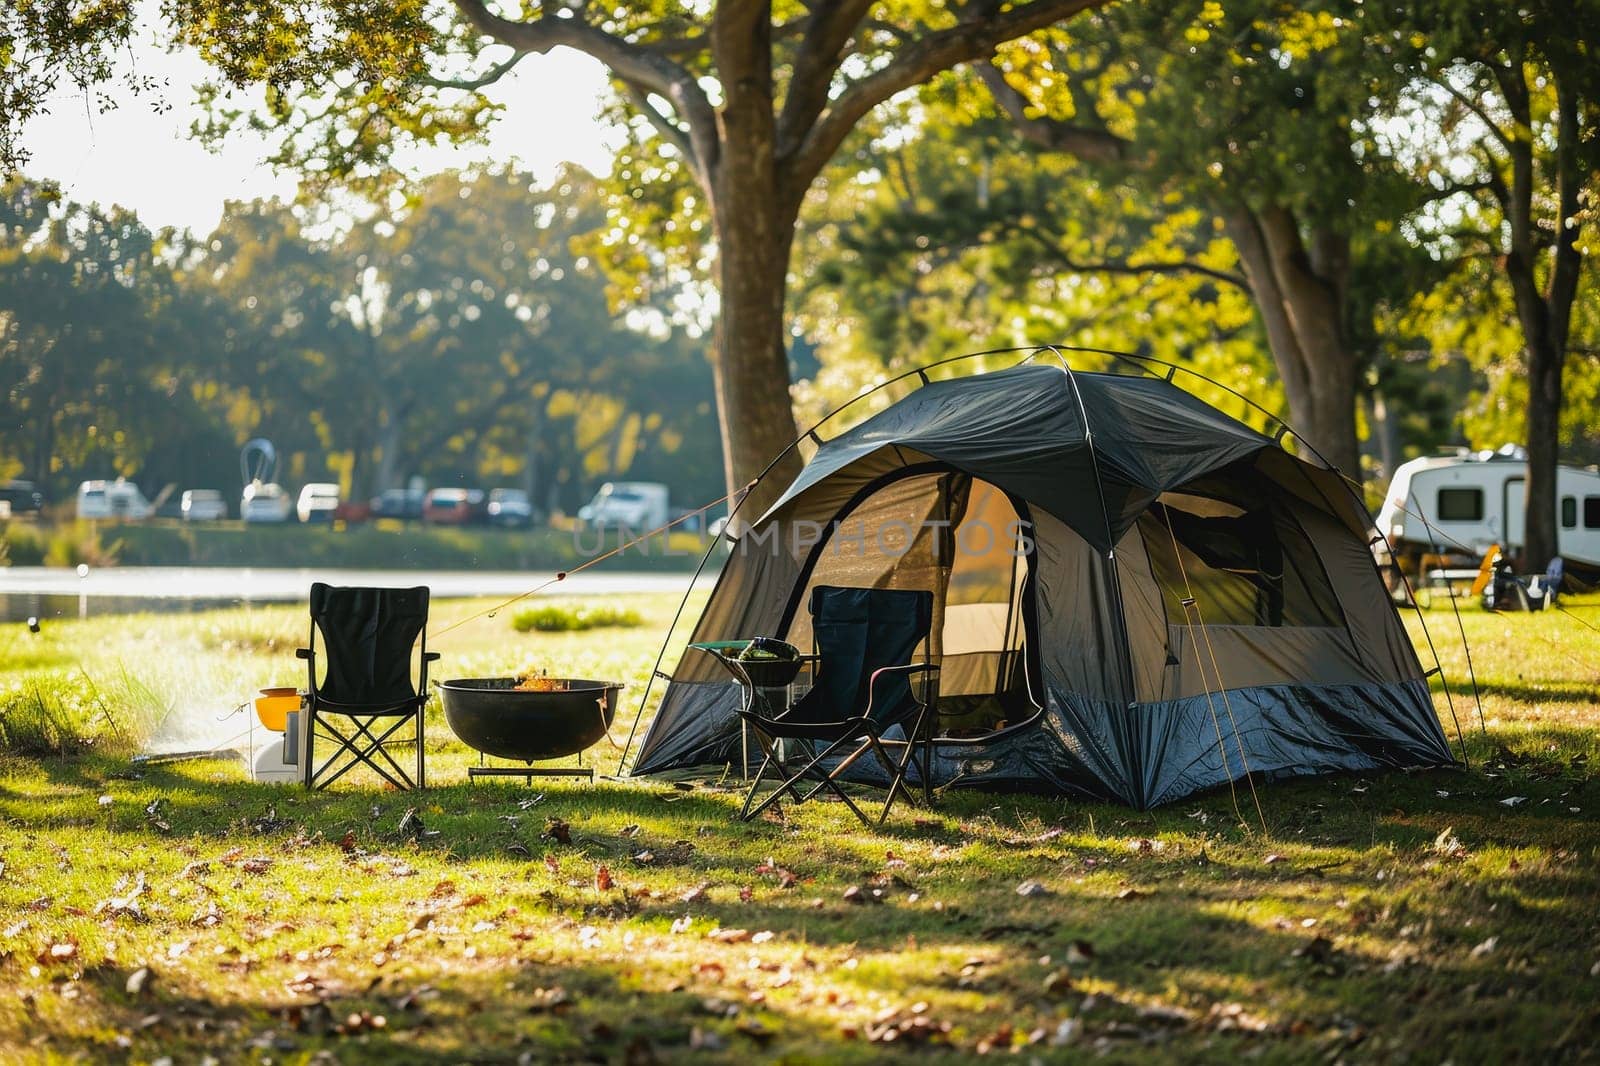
[39,521,119,568]
[0,522,45,565]
[0,167,724,512]
[0,1,139,171]
[0,667,160,757]
[511,602,644,633]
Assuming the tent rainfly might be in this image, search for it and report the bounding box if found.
[631,362,1457,808]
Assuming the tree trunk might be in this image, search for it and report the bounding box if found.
[374,405,404,493]
[1224,205,1362,479]
[709,5,802,522]
[1522,331,1564,568]
[1502,68,1582,571]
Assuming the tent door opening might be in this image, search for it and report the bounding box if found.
[776,466,1042,740]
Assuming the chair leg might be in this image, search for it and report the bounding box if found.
[870,705,933,826]
[302,711,316,789]
[307,714,417,791]
[744,735,873,826]
[738,750,778,821]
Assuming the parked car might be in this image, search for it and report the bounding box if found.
[241,481,293,523]
[333,498,372,524]
[181,489,228,522]
[486,488,534,528]
[423,487,487,525]
[77,479,153,520]
[578,481,671,530]
[370,487,426,522]
[0,480,44,515]
[297,482,340,524]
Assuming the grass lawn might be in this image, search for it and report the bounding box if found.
[1,591,1598,1062]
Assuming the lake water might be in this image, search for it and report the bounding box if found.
[0,566,712,623]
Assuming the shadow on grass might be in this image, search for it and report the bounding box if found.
[5,736,1600,1062]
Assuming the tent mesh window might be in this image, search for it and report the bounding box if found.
[1137,488,1342,630]
[779,470,1039,739]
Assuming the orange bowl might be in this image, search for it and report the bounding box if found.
[254,688,299,732]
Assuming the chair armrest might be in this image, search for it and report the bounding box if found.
[295,648,313,660]
[864,662,940,720]
[423,651,441,662]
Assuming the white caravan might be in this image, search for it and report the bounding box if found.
[1375,445,1600,568]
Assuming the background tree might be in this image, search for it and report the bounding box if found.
[138,0,1106,510]
[961,0,1471,479]
[0,170,724,510]
[1386,1,1600,566]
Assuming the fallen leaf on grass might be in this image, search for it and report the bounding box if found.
[1114,887,1147,901]
[239,857,273,875]
[1470,936,1498,958]
[336,830,358,854]
[545,818,573,844]
[1264,853,1287,865]
[95,872,147,921]
[1433,826,1465,857]
[706,928,751,944]
[529,986,573,1013]
[679,882,711,904]
[691,961,726,982]
[1016,879,1049,898]
[738,886,753,903]
[619,824,640,838]
[596,865,614,892]
[125,966,153,998]
[1499,796,1528,808]
[1065,939,1095,964]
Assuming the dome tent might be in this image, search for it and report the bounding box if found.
[629,357,1457,808]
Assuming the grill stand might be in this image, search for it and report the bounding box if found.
[468,750,593,784]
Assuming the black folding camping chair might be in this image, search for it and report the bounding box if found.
[698,585,940,827]
[296,583,438,791]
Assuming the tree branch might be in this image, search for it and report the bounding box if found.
[976,60,1128,165]
[451,0,719,172]
[775,0,875,159]
[1435,68,1514,153]
[1415,178,1495,207]
[623,84,696,172]
[784,0,1105,195]
[998,219,1248,289]
[419,50,526,91]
